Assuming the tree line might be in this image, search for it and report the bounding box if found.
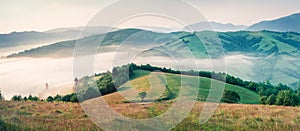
[44,63,300,106]
[127,63,300,106]
[10,93,78,103]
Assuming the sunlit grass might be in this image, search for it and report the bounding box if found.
[118,70,259,104]
[1,100,299,130]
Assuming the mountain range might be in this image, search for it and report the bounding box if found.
[6,28,300,89]
[2,12,300,89]
[2,12,300,50]
[247,13,300,32]
[183,21,247,32]
[0,26,117,48]
[184,12,300,33]
[11,29,300,58]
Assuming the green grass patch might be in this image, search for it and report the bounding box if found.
[121,70,260,104]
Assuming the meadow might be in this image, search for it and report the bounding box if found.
[0,100,299,130]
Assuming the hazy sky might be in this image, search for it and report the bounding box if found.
[1,0,300,33]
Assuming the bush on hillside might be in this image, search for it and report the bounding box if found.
[221,90,241,103]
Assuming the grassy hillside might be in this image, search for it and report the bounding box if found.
[143,31,300,88]
[144,30,300,58]
[0,100,299,130]
[116,70,259,104]
[0,68,296,130]
[8,29,300,58]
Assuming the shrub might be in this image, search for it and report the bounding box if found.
[11,95,22,101]
[46,96,54,102]
[70,94,78,102]
[265,94,276,105]
[138,92,147,102]
[275,90,299,106]
[259,96,267,104]
[221,90,240,103]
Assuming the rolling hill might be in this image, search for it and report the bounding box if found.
[144,30,300,58]
[8,29,300,58]
[0,64,298,130]
[142,30,300,88]
[248,12,300,32]
[0,67,297,130]
[114,70,260,104]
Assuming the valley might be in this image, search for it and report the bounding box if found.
[1,9,300,130]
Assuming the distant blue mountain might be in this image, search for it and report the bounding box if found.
[183,21,247,32]
[0,26,117,48]
[248,13,300,32]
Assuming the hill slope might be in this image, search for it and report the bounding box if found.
[142,31,300,88]
[144,31,300,58]
[9,29,300,58]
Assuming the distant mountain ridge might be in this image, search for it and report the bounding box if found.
[247,13,300,32]
[7,29,176,58]
[8,29,300,58]
[0,31,81,47]
[135,26,181,33]
[183,21,247,32]
[45,26,118,34]
[2,12,300,49]
[0,26,117,48]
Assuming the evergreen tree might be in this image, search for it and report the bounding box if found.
[47,96,54,102]
[11,95,22,101]
[54,94,62,101]
[23,96,28,101]
[28,95,33,101]
[0,89,4,101]
[31,96,39,101]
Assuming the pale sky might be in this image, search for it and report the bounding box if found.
[0,0,300,33]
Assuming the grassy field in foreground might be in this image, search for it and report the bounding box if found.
[0,100,300,130]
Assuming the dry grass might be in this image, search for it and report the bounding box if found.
[179,103,300,130]
[0,101,99,130]
[0,99,300,130]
